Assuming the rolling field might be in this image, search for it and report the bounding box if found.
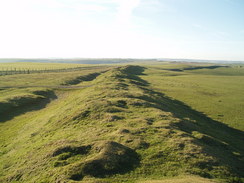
[141,64,244,130]
[0,67,109,87]
[0,62,89,70]
[0,62,243,182]
[0,62,110,76]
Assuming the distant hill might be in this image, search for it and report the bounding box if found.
[0,58,243,64]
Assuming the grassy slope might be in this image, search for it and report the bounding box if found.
[0,65,110,123]
[0,66,109,87]
[141,65,244,131]
[0,88,56,122]
[0,65,243,183]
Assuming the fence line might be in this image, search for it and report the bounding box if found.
[0,66,104,76]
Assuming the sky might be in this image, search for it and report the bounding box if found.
[0,0,243,60]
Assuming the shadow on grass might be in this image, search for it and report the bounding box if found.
[0,90,57,122]
[126,65,244,178]
[123,65,149,87]
[63,72,102,85]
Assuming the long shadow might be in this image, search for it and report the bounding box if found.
[122,65,149,86]
[140,88,244,177]
[0,90,57,122]
[166,65,229,72]
[63,72,103,85]
[124,65,244,177]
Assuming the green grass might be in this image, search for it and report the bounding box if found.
[136,175,218,182]
[141,64,244,130]
[0,62,93,70]
[0,63,243,182]
[0,66,110,87]
[0,62,111,76]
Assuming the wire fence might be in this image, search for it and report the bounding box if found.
[0,66,104,76]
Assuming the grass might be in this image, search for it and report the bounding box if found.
[0,63,243,182]
[141,64,244,130]
[0,62,96,70]
[0,64,110,87]
[137,175,218,183]
[0,62,91,76]
[0,88,57,122]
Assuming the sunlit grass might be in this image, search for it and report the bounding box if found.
[0,63,243,182]
[141,65,244,130]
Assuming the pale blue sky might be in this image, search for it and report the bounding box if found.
[0,0,243,60]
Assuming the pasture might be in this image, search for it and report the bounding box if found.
[141,64,244,130]
[0,62,243,183]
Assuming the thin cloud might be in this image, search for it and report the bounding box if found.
[116,0,141,26]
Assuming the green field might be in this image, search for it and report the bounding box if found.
[0,62,243,183]
[0,62,109,76]
[0,62,90,69]
[141,64,244,131]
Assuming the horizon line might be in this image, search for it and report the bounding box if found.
[0,57,244,62]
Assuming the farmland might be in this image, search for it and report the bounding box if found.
[0,62,110,76]
[0,61,243,183]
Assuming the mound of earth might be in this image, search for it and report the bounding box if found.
[69,141,139,180]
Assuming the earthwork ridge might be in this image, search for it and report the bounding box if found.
[0,65,243,182]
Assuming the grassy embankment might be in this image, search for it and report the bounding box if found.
[0,63,243,182]
[0,63,111,122]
